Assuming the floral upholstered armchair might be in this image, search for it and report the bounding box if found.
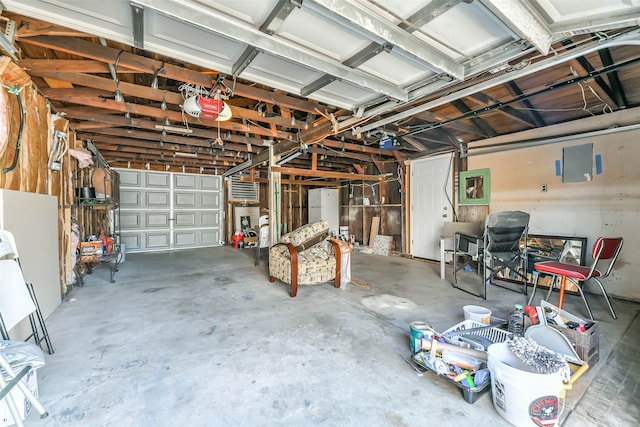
[269,220,342,297]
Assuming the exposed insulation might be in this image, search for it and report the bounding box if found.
[0,59,73,296]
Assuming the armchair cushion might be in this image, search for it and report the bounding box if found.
[279,220,329,250]
[269,220,341,297]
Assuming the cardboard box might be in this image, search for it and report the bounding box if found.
[79,241,102,262]
[0,369,38,426]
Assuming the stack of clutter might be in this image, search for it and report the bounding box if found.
[407,302,593,424]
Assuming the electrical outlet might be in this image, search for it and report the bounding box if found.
[541,184,548,192]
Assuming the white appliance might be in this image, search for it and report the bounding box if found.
[308,188,339,236]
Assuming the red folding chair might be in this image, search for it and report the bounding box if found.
[528,237,623,320]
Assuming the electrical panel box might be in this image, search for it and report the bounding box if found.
[308,188,339,236]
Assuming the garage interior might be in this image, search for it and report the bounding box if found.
[0,1,639,426]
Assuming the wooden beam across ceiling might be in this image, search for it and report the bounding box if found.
[17,36,331,115]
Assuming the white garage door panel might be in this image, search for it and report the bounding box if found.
[200,175,221,191]
[200,229,220,245]
[121,233,142,250]
[146,211,171,228]
[120,189,141,208]
[201,212,219,227]
[200,193,220,209]
[116,169,223,253]
[174,231,197,247]
[174,192,197,208]
[120,211,142,229]
[174,211,196,227]
[146,232,170,249]
[174,174,196,189]
[119,170,142,187]
[146,191,170,208]
[146,172,170,188]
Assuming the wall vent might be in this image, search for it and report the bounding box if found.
[229,174,259,202]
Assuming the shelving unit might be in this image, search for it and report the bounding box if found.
[73,165,121,283]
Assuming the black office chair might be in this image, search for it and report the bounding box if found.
[453,211,530,299]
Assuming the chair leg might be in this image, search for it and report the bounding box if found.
[290,261,298,297]
[527,272,540,306]
[569,278,594,321]
[590,278,617,319]
[546,275,557,301]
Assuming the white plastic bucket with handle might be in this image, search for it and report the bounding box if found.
[463,305,492,324]
[487,342,564,427]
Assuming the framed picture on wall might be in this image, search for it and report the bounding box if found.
[460,168,490,205]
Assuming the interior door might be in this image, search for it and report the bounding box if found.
[410,153,453,260]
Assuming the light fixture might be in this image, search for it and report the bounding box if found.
[113,50,125,103]
[277,144,307,165]
[277,150,303,165]
[163,117,170,126]
[114,87,124,103]
[222,159,254,177]
[174,151,198,158]
[154,124,193,134]
[161,91,168,110]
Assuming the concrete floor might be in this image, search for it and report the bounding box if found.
[21,246,639,427]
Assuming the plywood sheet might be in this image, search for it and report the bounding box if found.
[369,216,380,248]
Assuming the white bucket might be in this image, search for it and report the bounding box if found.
[118,243,126,264]
[339,226,349,238]
[463,305,491,324]
[487,343,564,427]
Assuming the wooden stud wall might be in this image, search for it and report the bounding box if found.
[0,58,74,296]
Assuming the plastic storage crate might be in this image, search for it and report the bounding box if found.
[550,322,599,365]
[411,320,509,404]
[443,319,510,350]
[412,351,491,404]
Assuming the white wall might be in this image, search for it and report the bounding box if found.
[468,129,639,301]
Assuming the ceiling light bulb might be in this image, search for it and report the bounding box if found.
[291,116,296,126]
[114,88,124,103]
[151,76,159,90]
[163,117,170,126]
[161,91,168,110]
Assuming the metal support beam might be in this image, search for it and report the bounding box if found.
[353,29,640,134]
[130,2,144,49]
[307,0,464,80]
[599,48,628,109]
[135,0,407,101]
[300,74,337,97]
[232,46,260,78]
[399,0,468,30]
[259,0,302,35]
[479,0,552,55]
[301,42,391,96]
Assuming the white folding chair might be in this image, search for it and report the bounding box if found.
[0,230,54,354]
[255,215,270,266]
[0,340,49,426]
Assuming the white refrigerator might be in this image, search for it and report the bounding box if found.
[308,188,339,236]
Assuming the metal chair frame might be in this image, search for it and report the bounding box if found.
[528,237,623,320]
[453,211,530,299]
